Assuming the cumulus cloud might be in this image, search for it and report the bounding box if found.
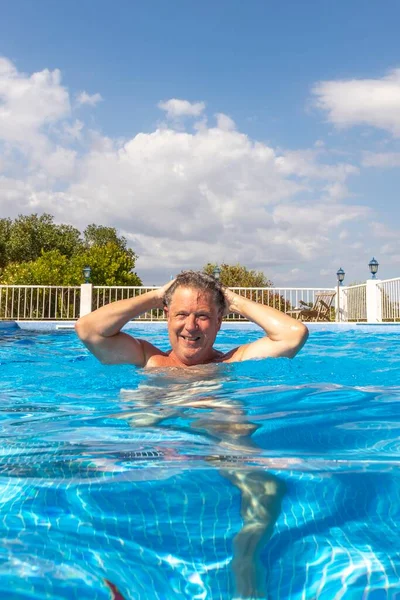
[0,56,70,147]
[361,151,400,168]
[215,113,235,131]
[76,91,103,106]
[158,98,206,119]
[0,57,386,285]
[312,68,400,136]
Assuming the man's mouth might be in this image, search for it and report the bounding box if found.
[180,335,201,342]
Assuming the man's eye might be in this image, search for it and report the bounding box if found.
[198,315,209,320]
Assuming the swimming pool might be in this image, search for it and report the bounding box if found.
[1,322,399,599]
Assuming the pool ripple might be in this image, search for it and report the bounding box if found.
[1,326,400,598]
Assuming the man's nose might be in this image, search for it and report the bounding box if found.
[185,314,198,330]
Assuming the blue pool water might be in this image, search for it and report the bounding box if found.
[0,323,399,599]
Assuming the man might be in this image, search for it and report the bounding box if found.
[76,271,308,367]
[76,270,306,597]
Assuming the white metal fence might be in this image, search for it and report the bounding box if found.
[2,279,399,322]
[1,285,334,321]
[93,286,164,320]
[91,286,334,321]
[0,285,81,320]
[345,283,367,322]
[380,278,400,322]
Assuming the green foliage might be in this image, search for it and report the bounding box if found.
[84,224,128,251]
[0,218,12,269]
[0,213,142,286]
[0,250,70,285]
[78,243,141,286]
[203,262,291,313]
[4,213,82,264]
[1,244,141,286]
[203,263,273,287]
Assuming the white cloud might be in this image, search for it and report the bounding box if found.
[158,98,205,119]
[312,68,400,136]
[76,91,103,106]
[0,57,389,285]
[371,222,398,239]
[0,56,70,147]
[215,113,235,131]
[361,151,400,168]
[63,119,84,141]
[275,149,358,180]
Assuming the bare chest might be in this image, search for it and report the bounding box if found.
[145,349,234,369]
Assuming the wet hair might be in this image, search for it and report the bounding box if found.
[163,271,226,316]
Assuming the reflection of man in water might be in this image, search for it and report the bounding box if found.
[76,272,308,599]
[115,374,287,600]
[75,270,308,367]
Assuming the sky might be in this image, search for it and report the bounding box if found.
[1,0,400,286]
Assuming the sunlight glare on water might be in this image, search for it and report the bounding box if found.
[0,323,399,599]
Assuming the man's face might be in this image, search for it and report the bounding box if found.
[165,286,222,366]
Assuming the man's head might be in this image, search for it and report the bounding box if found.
[163,271,226,366]
[163,271,226,316]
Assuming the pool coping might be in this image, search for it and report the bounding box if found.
[7,320,400,332]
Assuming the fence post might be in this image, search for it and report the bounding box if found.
[336,285,348,322]
[366,279,382,323]
[79,283,93,317]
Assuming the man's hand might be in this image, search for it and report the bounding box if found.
[221,286,308,360]
[222,287,241,316]
[156,278,176,307]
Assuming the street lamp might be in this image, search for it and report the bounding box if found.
[368,257,379,280]
[336,267,345,286]
[213,265,221,280]
[83,265,91,284]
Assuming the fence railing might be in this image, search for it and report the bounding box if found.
[0,286,81,320]
[345,283,367,322]
[1,279,399,323]
[91,286,334,321]
[93,286,164,320]
[380,278,400,322]
[0,285,334,321]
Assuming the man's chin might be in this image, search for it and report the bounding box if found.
[176,347,209,366]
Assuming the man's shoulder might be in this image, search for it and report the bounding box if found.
[139,339,169,367]
[214,346,243,363]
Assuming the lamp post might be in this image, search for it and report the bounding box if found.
[336,267,345,286]
[83,265,91,284]
[213,265,221,280]
[80,266,93,318]
[336,267,345,322]
[368,257,379,280]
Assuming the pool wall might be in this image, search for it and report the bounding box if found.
[11,320,400,333]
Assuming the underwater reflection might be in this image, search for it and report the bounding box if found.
[111,364,286,599]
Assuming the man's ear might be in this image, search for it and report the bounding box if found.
[163,306,169,318]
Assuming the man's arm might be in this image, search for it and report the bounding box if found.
[75,285,168,366]
[223,289,309,361]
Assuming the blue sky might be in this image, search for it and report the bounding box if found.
[1,0,400,285]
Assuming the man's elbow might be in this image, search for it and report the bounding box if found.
[75,317,94,343]
[289,322,309,357]
[295,322,310,351]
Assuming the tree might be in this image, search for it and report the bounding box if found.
[0,213,141,286]
[203,262,290,313]
[0,218,12,269]
[0,244,142,286]
[84,224,127,251]
[76,243,141,286]
[5,213,82,264]
[203,263,273,287]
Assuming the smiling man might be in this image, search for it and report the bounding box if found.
[75,271,308,368]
